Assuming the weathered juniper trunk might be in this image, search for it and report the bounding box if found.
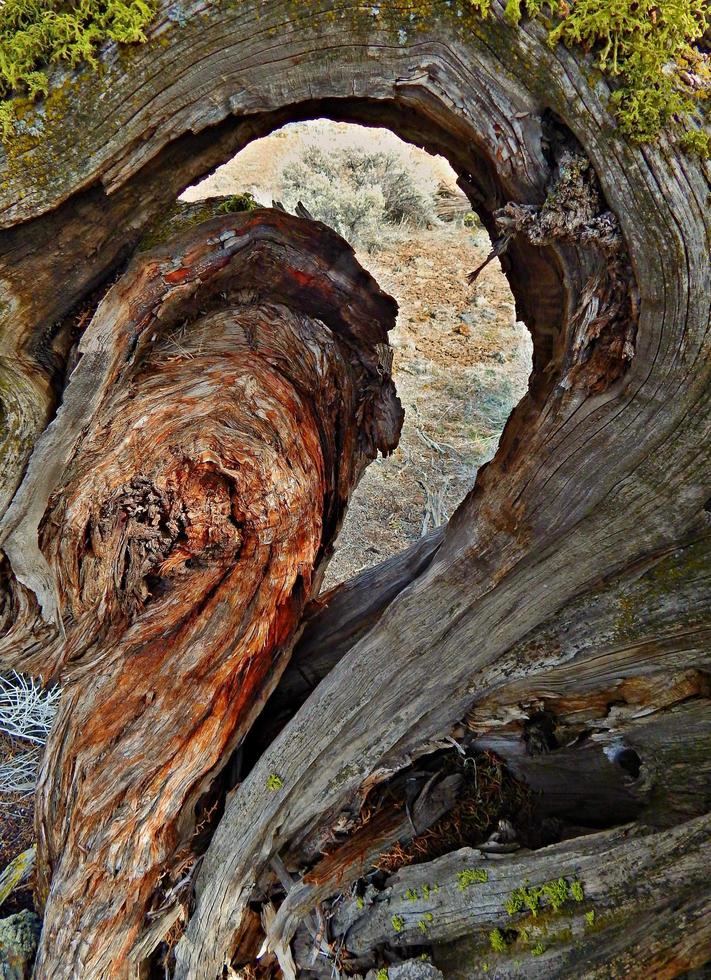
[0,1,708,978]
[1,207,403,975]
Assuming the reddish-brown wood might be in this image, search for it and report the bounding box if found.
[1,209,401,977]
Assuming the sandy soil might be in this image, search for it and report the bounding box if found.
[326,227,530,586]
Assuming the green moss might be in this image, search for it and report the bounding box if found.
[404,887,419,901]
[570,879,584,903]
[503,0,547,27]
[679,128,711,158]
[546,0,710,143]
[489,927,507,952]
[417,911,435,932]
[403,0,711,145]
[391,914,405,933]
[531,942,545,956]
[0,0,157,141]
[542,877,572,912]
[376,971,389,980]
[505,883,540,916]
[457,867,489,890]
[216,191,258,213]
[135,190,255,239]
[356,895,365,910]
[0,0,705,155]
[505,876,584,917]
[266,773,283,791]
[585,910,596,927]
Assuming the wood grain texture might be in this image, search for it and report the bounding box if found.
[340,814,711,977]
[2,209,401,978]
[0,0,707,976]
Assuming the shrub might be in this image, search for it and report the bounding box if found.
[279,146,437,250]
[0,750,40,796]
[0,670,59,745]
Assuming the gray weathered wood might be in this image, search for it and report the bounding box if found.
[340,814,711,976]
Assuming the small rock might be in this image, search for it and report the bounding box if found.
[0,910,41,980]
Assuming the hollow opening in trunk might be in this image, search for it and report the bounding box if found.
[181,119,532,587]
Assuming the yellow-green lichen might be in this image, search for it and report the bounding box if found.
[458,867,489,890]
[394,0,710,150]
[679,127,711,156]
[546,0,710,145]
[391,914,405,933]
[417,912,434,933]
[0,0,158,139]
[504,876,584,917]
[421,883,439,899]
[266,772,283,791]
[217,191,258,213]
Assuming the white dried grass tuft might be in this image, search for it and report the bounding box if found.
[0,670,60,746]
[0,671,60,796]
[0,750,40,796]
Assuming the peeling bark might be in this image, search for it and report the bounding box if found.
[3,209,401,977]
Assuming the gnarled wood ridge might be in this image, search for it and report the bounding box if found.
[0,2,708,978]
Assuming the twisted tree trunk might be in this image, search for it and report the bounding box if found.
[2,206,402,975]
[0,1,708,978]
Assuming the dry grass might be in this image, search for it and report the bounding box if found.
[325,224,531,586]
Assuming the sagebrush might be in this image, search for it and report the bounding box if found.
[280,146,437,250]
